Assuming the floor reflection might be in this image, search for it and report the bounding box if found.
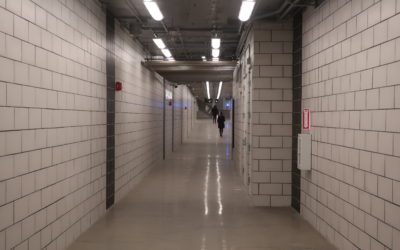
[67,120,336,250]
[216,160,223,215]
[204,159,210,216]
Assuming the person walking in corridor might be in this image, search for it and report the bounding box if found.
[217,111,225,137]
[211,105,219,124]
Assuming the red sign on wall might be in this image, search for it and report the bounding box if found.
[115,82,122,91]
[302,108,311,130]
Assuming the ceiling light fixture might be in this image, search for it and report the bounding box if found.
[211,38,221,49]
[161,49,172,58]
[212,49,220,58]
[217,81,223,99]
[143,0,164,21]
[153,38,166,49]
[238,0,256,22]
[206,81,210,99]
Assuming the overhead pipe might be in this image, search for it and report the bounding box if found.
[161,20,169,33]
[124,0,157,57]
[137,26,240,33]
[251,0,291,22]
[125,0,145,25]
[176,27,190,58]
[279,0,306,20]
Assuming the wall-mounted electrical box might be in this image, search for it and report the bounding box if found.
[297,134,312,171]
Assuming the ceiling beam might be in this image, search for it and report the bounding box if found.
[143,60,236,82]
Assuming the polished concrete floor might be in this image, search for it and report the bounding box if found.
[68,120,336,250]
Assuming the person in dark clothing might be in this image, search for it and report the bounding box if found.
[211,105,219,124]
[217,112,225,137]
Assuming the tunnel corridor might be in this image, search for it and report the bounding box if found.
[0,0,400,250]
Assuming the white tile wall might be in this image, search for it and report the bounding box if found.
[233,20,293,207]
[302,0,400,249]
[0,1,108,250]
[112,24,196,201]
[181,85,196,143]
[113,23,163,201]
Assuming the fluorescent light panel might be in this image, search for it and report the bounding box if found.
[212,49,220,58]
[206,81,210,99]
[161,49,172,58]
[143,0,164,21]
[153,38,166,49]
[211,38,221,49]
[217,81,223,99]
[239,0,256,22]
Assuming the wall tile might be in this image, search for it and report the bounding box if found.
[385,156,400,181]
[0,7,14,35]
[374,21,388,45]
[14,15,28,41]
[0,107,14,130]
[388,14,400,39]
[386,110,400,132]
[368,2,382,27]
[14,108,28,130]
[379,86,395,108]
[259,184,282,195]
[260,42,283,53]
[0,57,14,82]
[6,177,21,202]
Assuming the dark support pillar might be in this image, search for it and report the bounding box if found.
[291,12,303,213]
[163,78,166,160]
[106,10,116,210]
[181,93,184,145]
[172,88,175,152]
[232,99,235,149]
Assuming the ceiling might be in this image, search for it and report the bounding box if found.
[100,0,310,101]
[100,0,291,60]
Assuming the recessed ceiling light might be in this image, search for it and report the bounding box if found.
[217,81,223,99]
[143,0,164,21]
[161,49,172,58]
[212,49,220,58]
[211,38,221,49]
[206,81,210,99]
[153,38,166,49]
[239,0,256,22]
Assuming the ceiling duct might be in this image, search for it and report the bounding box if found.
[129,23,143,37]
